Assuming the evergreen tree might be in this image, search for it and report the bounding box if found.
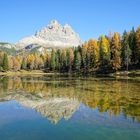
[99,42,104,66]
[121,31,131,70]
[92,40,99,68]
[88,40,95,68]
[44,52,51,70]
[75,51,82,71]
[82,43,88,71]
[61,49,67,71]
[2,53,9,71]
[128,27,136,65]
[111,33,121,71]
[27,54,35,70]
[67,48,74,72]
[99,36,110,67]
[50,49,56,70]
[135,26,140,64]
[55,49,61,71]
[12,57,21,71]
[21,58,27,70]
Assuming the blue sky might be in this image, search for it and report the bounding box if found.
[0,0,140,43]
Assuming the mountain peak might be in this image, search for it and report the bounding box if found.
[50,20,60,25]
[16,20,82,49]
[47,20,62,30]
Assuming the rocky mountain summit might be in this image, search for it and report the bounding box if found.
[16,20,82,49]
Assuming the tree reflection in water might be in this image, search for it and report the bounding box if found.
[0,75,140,124]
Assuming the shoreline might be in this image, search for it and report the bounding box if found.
[0,70,140,77]
[0,70,57,76]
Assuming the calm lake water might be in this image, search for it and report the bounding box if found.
[0,75,140,140]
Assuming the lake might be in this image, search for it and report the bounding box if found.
[0,75,140,140]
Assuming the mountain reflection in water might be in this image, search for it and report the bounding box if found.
[0,76,140,124]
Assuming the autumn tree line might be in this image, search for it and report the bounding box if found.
[0,26,140,73]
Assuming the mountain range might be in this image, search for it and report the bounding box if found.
[0,20,82,54]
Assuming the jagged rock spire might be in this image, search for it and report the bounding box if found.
[16,20,82,49]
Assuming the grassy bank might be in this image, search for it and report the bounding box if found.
[0,70,58,76]
[0,69,140,77]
